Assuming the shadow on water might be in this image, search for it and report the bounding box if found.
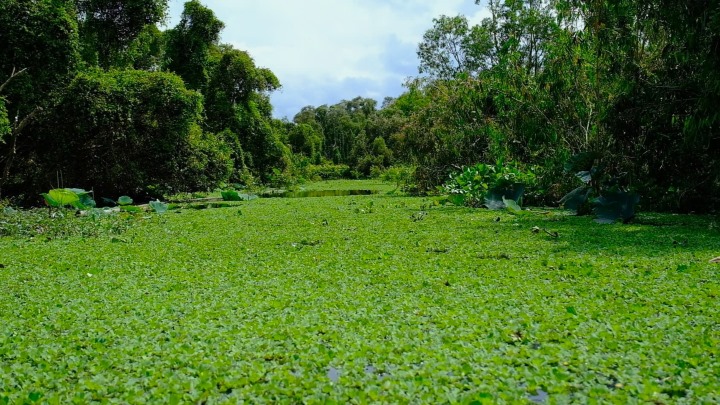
[261,189,378,199]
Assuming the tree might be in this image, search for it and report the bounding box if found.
[0,0,79,197]
[417,15,493,78]
[164,0,224,90]
[76,0,167,69]
[29,69,230,197]
[204,47,286,177]
[115,24,165,71]
[286,123,322,163]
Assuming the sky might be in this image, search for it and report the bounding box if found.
[165,0,491,119]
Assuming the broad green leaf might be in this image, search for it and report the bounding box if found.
[41,193,60,208]
[117,196,134,206]
[448,194,465,206]
[593,191,640,224]
[149,200,168,214]
[49,189,80,208]
[485,184,525,210]
[560,186,591,213]
[503,197,523,214]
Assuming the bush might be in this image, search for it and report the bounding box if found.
[443,161,536,208]
[303,164,351,181]
[380,166,416,191]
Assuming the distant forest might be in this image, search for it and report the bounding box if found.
[1,1,719,212]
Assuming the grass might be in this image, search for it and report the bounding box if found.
[1,180,719,403]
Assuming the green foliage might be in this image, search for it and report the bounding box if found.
[220,189,258,202]
[0,98,9,143]
[117,196,133,206]
[76,0,167,69]
[204,47,285,179]
[164,0,224,90]
[0,206,134,239]
[220,190,241,201]
[148,200,168,214]
[443,162,536,208]
[560,153,640,223]
[267,167,296,188]
[288,97,404,178]
[288,123,323,162]
[379,166,416,191]
[302,164,351,181]
[0,0,79,115]
[33,69,224,198]
[398,0,720,211]
[1,180,719,402]
[417,14,493,79]
[114,24,165,70]
[41,188,95,210]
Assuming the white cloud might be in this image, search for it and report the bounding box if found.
[165,0,491,118]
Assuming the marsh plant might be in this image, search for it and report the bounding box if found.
[560,152,640,223]
[443,161,536,209]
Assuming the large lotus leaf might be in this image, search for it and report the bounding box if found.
[484,193,506,210]
[502,197,524,214]
[61,189,96,209]
[560,186,591,213]
[41,193,60,208]
[48,189,80,208]
[117,196,133,206]
[593,191,640,224]
[80,195,96,208]
[484,184,525,210]
[149,200,168,214]
[564,152,600,173]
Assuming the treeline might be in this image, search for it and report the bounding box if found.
[0,0,290,201]
[2,0,719,212]
[288,0,720,212]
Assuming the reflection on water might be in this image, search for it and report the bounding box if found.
[528,389,549,403]
[327,366,341,383]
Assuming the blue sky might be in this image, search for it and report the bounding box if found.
[165,1,490,119]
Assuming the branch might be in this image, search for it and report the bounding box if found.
[0,67,28,94]
[13,105,42,135]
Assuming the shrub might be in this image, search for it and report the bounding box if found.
[303,164,351,181]
[380,166,416,191]
[443,161,536,209]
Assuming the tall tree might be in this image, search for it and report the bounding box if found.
[76,0,167,69]
[205,47,286,176]
[417,15,493,78]
[0,0,79,196]
[164,0,224,90]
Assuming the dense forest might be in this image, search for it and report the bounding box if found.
[1,0,719,212]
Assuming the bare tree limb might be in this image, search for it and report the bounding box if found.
[0,67,28,94]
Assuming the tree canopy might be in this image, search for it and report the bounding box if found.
[0,0,718,212]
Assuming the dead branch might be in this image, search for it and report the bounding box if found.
[0,67,28,94]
